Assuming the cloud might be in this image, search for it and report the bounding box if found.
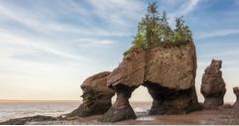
[180,0,200,15]
[93,40,114,45]
[0,28,90,62]
[198,29,239,39]
[166,0,200,26]
[0,2,131,38]
[87,0,144,26]
[75,38,115,48]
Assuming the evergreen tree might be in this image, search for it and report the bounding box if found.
[124,2,193,56]
[174,17,192,43]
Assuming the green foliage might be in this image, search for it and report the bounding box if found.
[173,17,192,43]
[123,2,193,56]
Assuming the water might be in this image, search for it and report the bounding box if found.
[0,101,81,122]
[0,101,151,122]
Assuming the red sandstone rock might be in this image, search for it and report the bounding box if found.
[201,59,226,109]
[107,48,145,88]
[102,41,200,122]
[233,87,239,109]
[144,41,199,114]
[67,72,114,117]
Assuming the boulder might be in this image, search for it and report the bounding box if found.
[143,41,200,114]
[66,72,114,117]
[201,59,226,109]
[233,87,239,109]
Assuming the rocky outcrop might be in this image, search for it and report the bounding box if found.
[101,48,144,122]
[0,115,57,125]
[100,85,137,122]
[201,60,226,109]
[101,42,200,122]
[66,72,115,117]
[143,41,200,115]
[233,87,239,109]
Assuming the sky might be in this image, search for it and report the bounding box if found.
[0,0,239,103]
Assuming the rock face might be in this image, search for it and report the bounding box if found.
[66,72,114,117]
[107,48,145,88]
[201,59,226,109]
[101,48,144,122]
[233,87,239,109]
[102,42,200,122]
[143,41,200,115]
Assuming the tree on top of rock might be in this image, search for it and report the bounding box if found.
[174,17,193,43]
[124,2,193,56]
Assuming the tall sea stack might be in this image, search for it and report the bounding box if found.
[201,60,226,109]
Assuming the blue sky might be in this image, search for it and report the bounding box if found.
[0,0,239,102]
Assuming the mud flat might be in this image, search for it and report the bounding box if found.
[27,108,239,125]
[2,104,237,125]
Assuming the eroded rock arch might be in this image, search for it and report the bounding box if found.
[101,41,200,122]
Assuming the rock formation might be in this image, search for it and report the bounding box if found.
[66,72,115,117]
[101,42,200,122]
[101,48,145,122]
[0,115,57,125]
[143,41,200,115]
[201,59,226,109]
[233,87,239,109]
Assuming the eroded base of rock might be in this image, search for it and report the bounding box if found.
[233,87,239,109]
[100,85,137,122]
[66,101,112,117]
[144,82,201,115]
[100,103,136,122]
[203,97,224,109]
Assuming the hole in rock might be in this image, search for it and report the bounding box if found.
[130,86,152,113]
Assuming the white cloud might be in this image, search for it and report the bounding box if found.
[180,0,200,15]
[0,2,130,37]
[0,28,90,62]
[198,29,239,39]
[87,0,144,26]
[93,40,114,45]
[167,0,200,26]
[75,38,115,47]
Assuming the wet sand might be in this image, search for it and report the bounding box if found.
[26,109,239,125]
[27,103,239,125]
